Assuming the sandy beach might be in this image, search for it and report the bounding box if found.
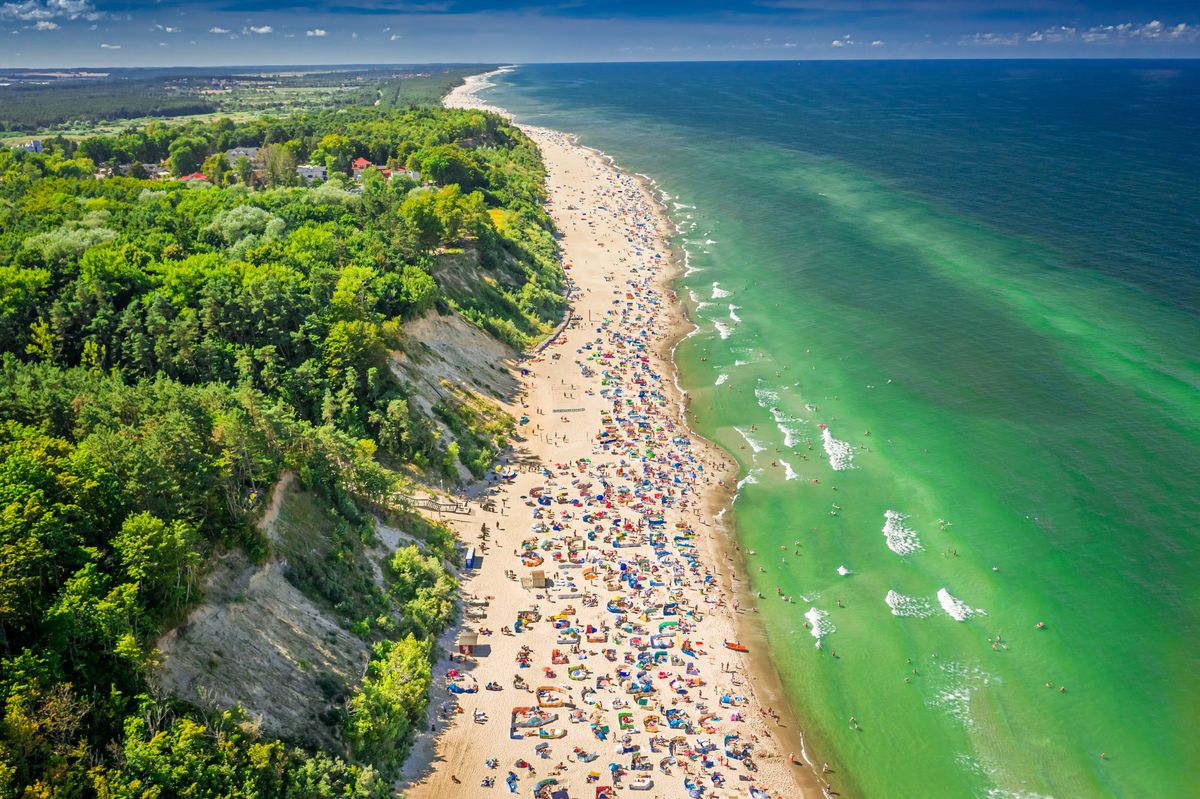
[397,71,829,799]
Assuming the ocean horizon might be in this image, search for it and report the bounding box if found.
[479,59,1200,798]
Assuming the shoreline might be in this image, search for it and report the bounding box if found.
[400,68,829,799]
[626,133,842,799]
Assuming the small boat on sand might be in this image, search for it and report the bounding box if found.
[724,641,749,652]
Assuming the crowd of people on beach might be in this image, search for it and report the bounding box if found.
[420,82,815,799]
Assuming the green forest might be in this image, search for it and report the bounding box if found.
[0,105,562,796]
[0,66,487,133]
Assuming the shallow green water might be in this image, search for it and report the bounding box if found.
[484,61,1200,798]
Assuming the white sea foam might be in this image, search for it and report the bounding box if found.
[804,607,834,647]
[733,360,748,367]
[986,790,1055,799]
[956,753,994,779]
[928,661,996,731]
[780,460,798,481]
[754,386,780,407]
[937,588,986,621]
[734,426,765,453]
[882,510,922,555]
[715,373,729,386]
[767,405,804,448]
[821,426,855,471]
[933,684,975,728]
[729,304,742,323]
[704,238,717,245]
[780,423,803,448]
[799,732,814,769]
[711,282,732,299]
[885,589,935,617]
[733,470,760,504]
[714,320,732,339]
[837,565,851,576]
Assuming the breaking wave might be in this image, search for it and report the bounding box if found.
[821,425,854,470]
[882,510,922,555]
[734,426,765,453]
[885,589,936,617]
[937,588,986,621]
[805,607,835,647]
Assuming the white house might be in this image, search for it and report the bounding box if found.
[296,164,327,183]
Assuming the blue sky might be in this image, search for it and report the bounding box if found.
[2,1,1198,67]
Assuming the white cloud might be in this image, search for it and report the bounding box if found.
[1026,25,1075,43]
[208,26,229,34]
[306,28,326,37]
[99,41,118,49]
[1169,23,1197,40]
[0,0,96,22]
[32,19,55,29]
[960,32,1020,46]
[871,39,884,46]
[1004,19,1200,46]
[244,24,272,35]
[351,31,358,39]
[1138,19,1165,37]
[390,33,402,41]
[831,34,853,47]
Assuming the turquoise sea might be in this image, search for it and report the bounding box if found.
[480,61,1200,798]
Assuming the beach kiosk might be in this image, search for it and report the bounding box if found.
[457,632,478,657]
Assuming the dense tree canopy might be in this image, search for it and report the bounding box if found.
[0,105,563,796]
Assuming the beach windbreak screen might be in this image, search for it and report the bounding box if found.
[481,60,1200,799]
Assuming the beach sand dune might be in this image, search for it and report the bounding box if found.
[398,73,827,799]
